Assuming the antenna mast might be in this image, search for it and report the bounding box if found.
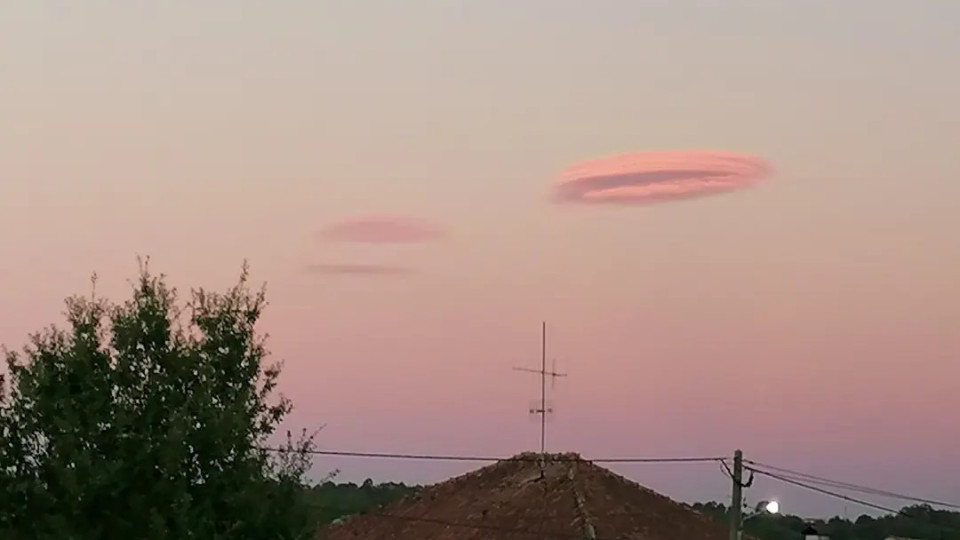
[513,321,566,455]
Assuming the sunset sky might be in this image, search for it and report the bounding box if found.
[1,1,958,518]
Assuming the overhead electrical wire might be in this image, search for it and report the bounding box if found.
[747,465,960,536]
[268,446,960,533]
[289,452,960,537]
[262,447,724,464]
[747,466,903,515]
[266,448,959,511]
[745,459,960,510]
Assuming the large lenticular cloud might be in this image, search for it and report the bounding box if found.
[319,216,444,244]
[552,150,771,204]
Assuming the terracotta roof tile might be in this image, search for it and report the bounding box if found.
[318,452,739,540]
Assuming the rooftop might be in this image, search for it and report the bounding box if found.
[319,452,736,540]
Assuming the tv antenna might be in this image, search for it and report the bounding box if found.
[513,321,566,455]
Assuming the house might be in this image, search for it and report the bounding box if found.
[802,525,829,540]
[318,451,750,540]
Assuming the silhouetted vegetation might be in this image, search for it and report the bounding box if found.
[303,479,420,525]
[691,501,960,540]
[0,263,318,539]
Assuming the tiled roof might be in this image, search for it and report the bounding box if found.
[318,452,735,540]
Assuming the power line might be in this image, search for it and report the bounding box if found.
[746,465,960,536]
[265,449,502,462]
[262,447,723,464]
[745,459,960,510]
[748,465,960,537]
[747,466,901,515]
[302,455,960,537]
[594,456,723,464]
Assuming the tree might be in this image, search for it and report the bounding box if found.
[0,262,317,539]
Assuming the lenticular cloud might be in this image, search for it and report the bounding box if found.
[319,216,444,244]
[304,263,411,277]
[552,150,771,205]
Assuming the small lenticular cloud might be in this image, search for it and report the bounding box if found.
[552,150,771,205]
[304,263,412,276]
[319,216,444,244]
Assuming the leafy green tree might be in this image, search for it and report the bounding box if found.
[0,263,317,539]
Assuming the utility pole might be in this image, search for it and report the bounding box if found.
[729,449,743,540]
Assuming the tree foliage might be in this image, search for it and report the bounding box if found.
[0,263,317,539]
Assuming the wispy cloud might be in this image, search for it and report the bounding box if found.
[318,216,445,244]
[552,150,771,205]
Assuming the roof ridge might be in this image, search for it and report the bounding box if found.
[568,460,598,539]
[320,450,734,540]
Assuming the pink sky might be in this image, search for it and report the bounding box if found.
[1,1,959,518]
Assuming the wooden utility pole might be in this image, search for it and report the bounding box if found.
[729,449,744,540]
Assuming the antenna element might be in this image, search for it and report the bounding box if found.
[512,321,566,455]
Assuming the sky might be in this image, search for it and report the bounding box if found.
[1,0,959,519]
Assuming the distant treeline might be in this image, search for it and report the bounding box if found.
[691,501,960,540]
[304,480,420,527]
